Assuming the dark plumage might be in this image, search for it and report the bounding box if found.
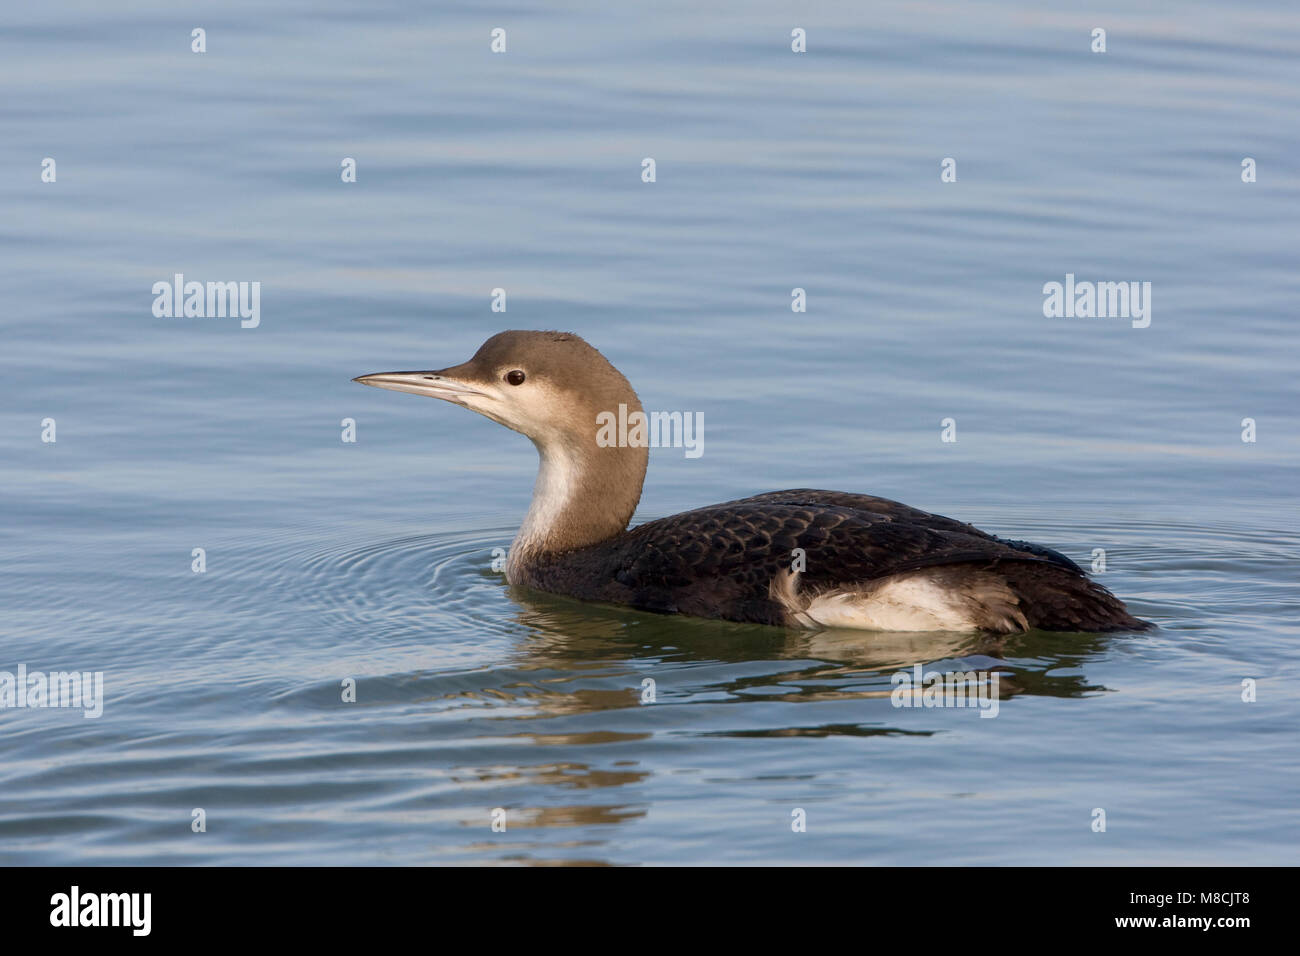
[515,490,1149,631]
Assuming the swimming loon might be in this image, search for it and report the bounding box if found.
[354,330,1149,633]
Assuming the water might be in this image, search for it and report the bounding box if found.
[2,0,1298,864]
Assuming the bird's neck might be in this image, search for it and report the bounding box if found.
[507,434,647,579]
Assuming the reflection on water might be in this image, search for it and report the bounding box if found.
[507,579,1112,722]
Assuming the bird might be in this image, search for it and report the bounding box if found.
[354,330,1150,634]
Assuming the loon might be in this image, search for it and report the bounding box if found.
[354,330,1149,634]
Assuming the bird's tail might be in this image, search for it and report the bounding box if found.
[997,562,1151,632]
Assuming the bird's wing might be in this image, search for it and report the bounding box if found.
[611,497,1060,619]
[720,488,993,537]
[720,488,1082,572]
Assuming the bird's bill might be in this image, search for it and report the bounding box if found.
[351,370,487,405]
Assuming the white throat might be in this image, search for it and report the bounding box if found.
[506,441,583,580]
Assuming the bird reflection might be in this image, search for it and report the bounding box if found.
[500,584,1111,704]
[431,581,1112,861]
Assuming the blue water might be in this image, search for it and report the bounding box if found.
[2,0,1298,864]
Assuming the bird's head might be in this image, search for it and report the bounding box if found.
[353,330,643,450]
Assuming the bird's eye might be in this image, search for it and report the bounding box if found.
[505,369,526,386]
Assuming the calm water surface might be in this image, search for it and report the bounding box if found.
[1,0,1298,864]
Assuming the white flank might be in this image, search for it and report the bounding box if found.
[772,569,983,631]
